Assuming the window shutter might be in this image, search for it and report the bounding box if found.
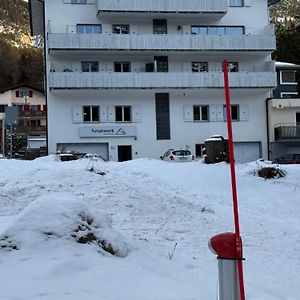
[130,25,138,34]
[244,0,252,6]
[16,91,19,97]
[102,24,111,34]
[240,104,249,121]
[131,62,140,72]
[29,91,33,97]
[106,62,114,72]
[183,105,193,122]
[132,105,142,123]
[107,106,115,122]
[37,105,41,111]
[72,106,82,124]
[216,105,224,121]
[100,105,108,122]
[24,105,30,111]
[64,0,71,3]
[183,63,190,72]
[182,25,190,35]
[68,25,76,33]
[209,105,217,121]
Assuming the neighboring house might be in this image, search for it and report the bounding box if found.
[0,84,46,156]
[267,62,300,161]
[29,0,277,162]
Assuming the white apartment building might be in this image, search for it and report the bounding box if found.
[30,0,277,162]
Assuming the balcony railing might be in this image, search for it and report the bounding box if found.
[48,33,276,52]
[16,126,47,133]
[19,111,46,117]
[97,0,228,15]
[49,72,277,90]
[274,124,300,141]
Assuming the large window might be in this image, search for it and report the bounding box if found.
[280,71,297,84]
[81,61,99,72]
[154,56,168,72]
[113,24,130,34]
[191,26,244,35]
[71,0,87,3]
[114,62,130,72]
[223,105,239,121]
[115,106,131,122]
[193,105,209,121]
[83,106,99,122]
[229,0,243,7]
[76,24,101,34]
[153,19,167,34]
[192,62,208,72]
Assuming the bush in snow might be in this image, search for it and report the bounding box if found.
[257,167,286,179]
[0,194,129,257]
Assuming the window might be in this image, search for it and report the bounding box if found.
[76,24,101,34]
[223,105,239,121]
[115,106,131,122]
[0,105,8,113]
[153,19,167,34]
[81,61,99,72]
[30,119,41,126]
[296,112,300,124]
[71,0,87,3]
[192,62,208,72]
[154,56,168,72]
[83,106,99,122]
[113,24,130,34]
[191,26,244,36]
[280,71,297,84]
[223,62,239,72]
[114,62,130,72]
[193,105,209,121]
[281,92,298,98]
[229,0,243,7]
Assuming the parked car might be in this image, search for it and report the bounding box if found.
[0,154,5,159]
[274,154,300,164]
[160,149,195,162]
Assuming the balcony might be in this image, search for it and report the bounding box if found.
[19,111,47,118]
[16,125,47,134]
[49,72,277,90]
[274,124,300,141]
[48,33,275,52]
[97,0,228,18]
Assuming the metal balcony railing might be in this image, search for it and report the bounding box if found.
[48,33,276,52]
[96,0,228,14]
[274,124,300,141]
[49,72,277,90]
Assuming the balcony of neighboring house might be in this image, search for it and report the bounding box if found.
[49,71,277,90]
[47,26,275,53]
[96,0,228,19]
[19,110,47,118]
[15,125,47,135]
[274,124,300,141]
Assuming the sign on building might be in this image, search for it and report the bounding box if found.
[4,107,19,126]
[79,126,137,138]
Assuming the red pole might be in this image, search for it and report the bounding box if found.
[223,60,246,300]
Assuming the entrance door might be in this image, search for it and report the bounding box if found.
[118,145,132,162]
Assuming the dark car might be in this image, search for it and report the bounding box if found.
[275,154,300,164]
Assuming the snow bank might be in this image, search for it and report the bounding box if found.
[0,194,129,257]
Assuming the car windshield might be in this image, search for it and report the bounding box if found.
[172,150,191,156]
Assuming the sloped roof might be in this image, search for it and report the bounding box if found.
[0,83,44,94]
[276,61,300,70]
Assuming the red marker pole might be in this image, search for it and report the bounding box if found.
[223,59,246,300]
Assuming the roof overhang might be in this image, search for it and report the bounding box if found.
[29,0,44,36]
[268,0,281,6]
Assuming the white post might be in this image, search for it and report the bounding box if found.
[1,117,5,156]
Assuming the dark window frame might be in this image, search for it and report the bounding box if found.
[83,106,100,123]
[76,24,102,34]
[112,24,130,34]
[81,61,99,72]
[193,105,209,121]
[192,62,208,72]
[115,106,132,122]
[153,19,167,34]
[223,104,240,122]
[191,25,244,35]
[114,62,131,72]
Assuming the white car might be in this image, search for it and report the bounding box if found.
[160,149,195,162]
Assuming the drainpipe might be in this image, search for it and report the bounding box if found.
[266,97,272,161]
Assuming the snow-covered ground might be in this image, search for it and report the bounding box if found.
[0,156,299,300]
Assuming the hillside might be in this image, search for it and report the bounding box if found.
[0,0,44,91]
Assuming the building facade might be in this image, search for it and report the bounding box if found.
[0,84,46,157]
[268,62,300,160]
[30,0,277,162]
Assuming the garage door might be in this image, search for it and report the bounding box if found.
[234,142,261,163]
[57,143,109,161]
